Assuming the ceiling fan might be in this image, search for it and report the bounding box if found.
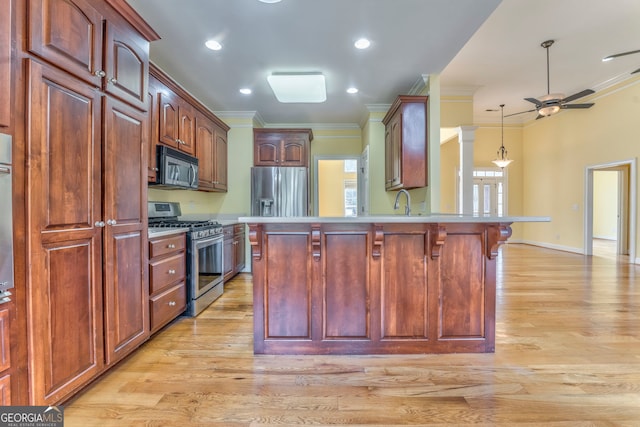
[506,40,595,119]
[602,49,640,75]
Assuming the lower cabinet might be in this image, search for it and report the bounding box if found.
[149,233,187,333]
[223,224,245,282]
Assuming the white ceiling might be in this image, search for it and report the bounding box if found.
[128,0,640,126]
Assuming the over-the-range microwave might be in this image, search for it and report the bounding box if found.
[151,145,199,190]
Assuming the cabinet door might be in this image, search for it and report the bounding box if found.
[213,125,228,191]
[0,0,11,127]
[254,135,280,166]
[195,114,215,190]
[223,230,234,281]
[103,22,149,111]
[281,134,308,167]
[388,113,402,189]
[234,231,245,273]
[147,86,158,182]
[26,60,104,404]
[27,0,103,88]
[158,89,180,149]
[178,102,196,155]
[102,96,149,366]
[0,374,9,406]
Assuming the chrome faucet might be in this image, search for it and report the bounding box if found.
[393,189,411,216]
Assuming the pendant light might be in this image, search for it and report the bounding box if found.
[492,104,513,169]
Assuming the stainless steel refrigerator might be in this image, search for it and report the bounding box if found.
[251,167,308,216]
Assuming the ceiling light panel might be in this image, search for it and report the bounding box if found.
[267,72,326,103]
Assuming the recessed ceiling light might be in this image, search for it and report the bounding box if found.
[267,72,326,103]
[347,87,359,94]
[205,40,222,51]
[354,38,371,49]
[258,0,281,3]
[239,88,252,95]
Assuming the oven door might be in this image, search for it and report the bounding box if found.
[189,234,224,315]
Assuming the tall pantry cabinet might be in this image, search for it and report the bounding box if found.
[20,0,158,404]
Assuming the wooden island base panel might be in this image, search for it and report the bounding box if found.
[240,217,548,355]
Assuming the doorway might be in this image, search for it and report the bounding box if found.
[584,159,636,259]
[314,155,361,217]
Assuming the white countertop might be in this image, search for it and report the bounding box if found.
[148,227,190,238]
[237,214,551,224]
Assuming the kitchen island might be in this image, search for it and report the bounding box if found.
[238,215,549,355]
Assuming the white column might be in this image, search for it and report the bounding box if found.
[458,126,477,215]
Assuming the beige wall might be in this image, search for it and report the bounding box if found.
[521,76,640,257]
[318,160,357,216]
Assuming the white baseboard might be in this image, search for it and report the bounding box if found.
[508,239,584,255]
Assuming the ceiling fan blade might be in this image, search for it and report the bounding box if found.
[561,103,594,109]
[562,89,595,103]
[632,67,640,74]
[524,97,542,107]
[535,114,545,120]
[504,108,537,118]
[603,49,640,61]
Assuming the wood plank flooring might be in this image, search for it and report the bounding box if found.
[65,244,640,426]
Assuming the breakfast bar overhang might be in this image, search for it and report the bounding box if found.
[238,215,549,355]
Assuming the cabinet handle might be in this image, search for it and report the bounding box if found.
[94,70,106,77]
[167,244,176,249]
[95,221,105,227]
[168,269,176,275]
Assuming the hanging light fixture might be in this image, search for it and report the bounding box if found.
[492,104,513,169]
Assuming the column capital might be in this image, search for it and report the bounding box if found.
[457,126,478,143]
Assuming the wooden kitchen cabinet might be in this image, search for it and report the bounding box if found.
[150,64,229,190]
[0,0,12,128]
[23,0,156,404]
[149,233,187,333]
[253,128,313,167]
[27,0,149,111]
[223,224,245,282]
[155,78,195,155]
[196,112,228,192]
[382,95,428,190]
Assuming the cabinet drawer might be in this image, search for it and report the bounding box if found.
[223,225,234,238]
[149,234,186,258]
[149,252,186,294]
[150,282,186,333]
[234,224,245,234]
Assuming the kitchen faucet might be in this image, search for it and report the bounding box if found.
[393,189,411,216]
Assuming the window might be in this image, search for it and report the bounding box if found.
[344,180,357,217]
[344,159,357,173]
[471,168,506,216]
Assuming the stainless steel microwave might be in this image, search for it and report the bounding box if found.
[152,145,199,190]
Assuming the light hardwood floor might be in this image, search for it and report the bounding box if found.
[65,244,640,426]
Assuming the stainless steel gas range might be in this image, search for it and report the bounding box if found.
[148,201,224,316]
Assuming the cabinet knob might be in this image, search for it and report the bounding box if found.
[168,301,176,306]
[168,269,176,275]
[94,70,106,77]
[95,221,105,227]
[154,167,159,171]
[109,77,117,84]
[167,244,176,249]
[106,219,117,226]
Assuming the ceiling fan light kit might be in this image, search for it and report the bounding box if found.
[508,39,596,119]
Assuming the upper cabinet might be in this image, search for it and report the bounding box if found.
[382,95,428,191]
[0,0,12,128]
[27,0,149,111]
[253,128,313,167]
[149,64,229,191]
